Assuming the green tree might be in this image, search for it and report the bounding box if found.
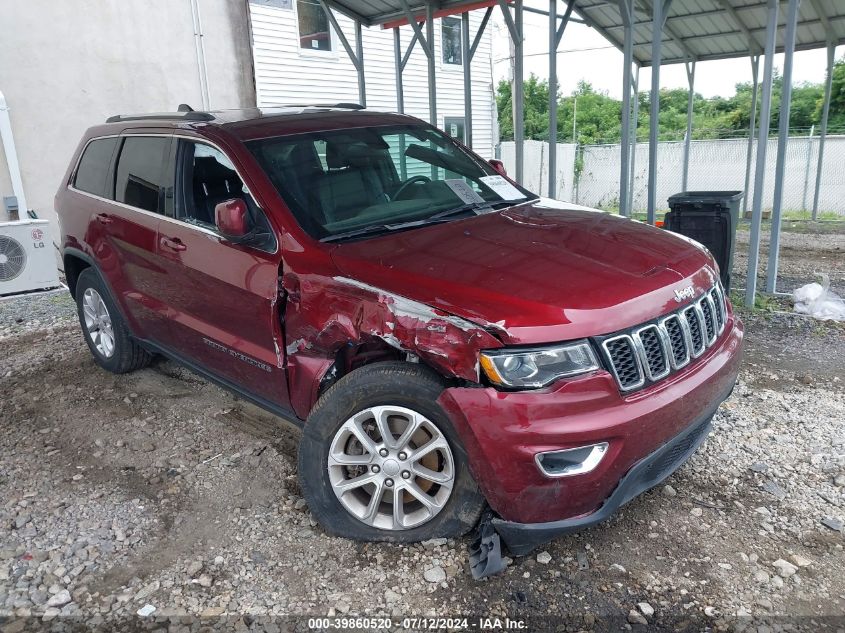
[818,57,845,130]
[495,58,845,144]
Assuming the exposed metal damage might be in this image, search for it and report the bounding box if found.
[281,272,503,419]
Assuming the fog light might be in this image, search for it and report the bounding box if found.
[535,442,609,478]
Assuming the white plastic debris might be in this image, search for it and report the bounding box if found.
[792,274,845,322]
[137,604,156,617]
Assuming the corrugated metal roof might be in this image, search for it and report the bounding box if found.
[333,0,844,65]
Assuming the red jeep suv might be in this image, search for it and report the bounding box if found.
[56,105,742,567]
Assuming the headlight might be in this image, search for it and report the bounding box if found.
[480,341,599,388]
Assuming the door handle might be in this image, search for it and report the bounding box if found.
[95,213,112,225]
[160,236,187,252]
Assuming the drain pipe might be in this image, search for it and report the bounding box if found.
[189,0,211,110]
[0,89,28,218]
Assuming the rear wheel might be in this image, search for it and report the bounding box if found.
[298,362,485,542]
[75,268,152,374]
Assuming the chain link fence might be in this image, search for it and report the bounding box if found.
[502,134,845,216]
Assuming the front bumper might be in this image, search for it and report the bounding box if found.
[492,398,720,555]
[438,316,743,550]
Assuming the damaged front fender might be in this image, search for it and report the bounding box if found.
[282,272,503,419]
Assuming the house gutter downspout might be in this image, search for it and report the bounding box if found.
[0,90,28,218]
[189,0,211,109]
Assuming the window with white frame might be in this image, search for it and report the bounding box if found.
[297,0,331,51]
[441,17,462,65]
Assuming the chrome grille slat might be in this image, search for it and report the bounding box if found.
[632,325,671,381]
[700,294,718,345]
[660,314,690,369]
[602,335,644,391]
[683,305,706,357]
[601,283,728,392]
[711,286,726,334]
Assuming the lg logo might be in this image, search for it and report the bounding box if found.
[31,227,46,249]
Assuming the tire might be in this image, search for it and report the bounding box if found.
[298,361,486,542]
[75,268,152,374]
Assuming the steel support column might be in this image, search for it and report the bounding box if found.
[745,0,779,307]
[355,21,366,106]
[425,2,437,125]
[812,42,835,219]
[548,0,575,198]
[549,0,559,198]
[455,7,493,149]
[393,28,405,114]
[515,0,524,183]
[618,0,635,216]
[742,55,760,215]
[646,0,670,224]
[393,27,407,180]
[398,0,435,125]
[765,0,800,293]
[629,63,640,214]
[497,0,524,183]
[682,60,695,191]
[462,13,473,147]
[320,1,366,106]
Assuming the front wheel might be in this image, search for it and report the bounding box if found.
[298,362,485,542]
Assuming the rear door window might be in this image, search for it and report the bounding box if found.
[73,137,119,198]
[114,136,171,213]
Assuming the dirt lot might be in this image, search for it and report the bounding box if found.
[733,221,845,293]
[1,230,844,632]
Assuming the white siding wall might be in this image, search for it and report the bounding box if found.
[249,3,497,160]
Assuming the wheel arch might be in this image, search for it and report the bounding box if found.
[63,248,132,334]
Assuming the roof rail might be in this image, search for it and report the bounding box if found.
[105,110,214,123]
[280,103,365,110]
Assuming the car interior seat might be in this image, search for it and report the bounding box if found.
[319,141,389,224]
[191,156,244,225]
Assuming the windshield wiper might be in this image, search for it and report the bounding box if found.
[320,217,442,243]
[426,201,493,221]
[320,200,520,243]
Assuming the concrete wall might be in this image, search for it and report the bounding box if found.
[0,0,256,233]
[502,136,845,215]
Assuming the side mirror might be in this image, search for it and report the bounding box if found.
[488,159,507,177]
[214,198,249,239]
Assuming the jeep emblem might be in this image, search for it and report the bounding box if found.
[673,285,695,302]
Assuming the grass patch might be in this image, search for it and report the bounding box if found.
[729,289,785,313]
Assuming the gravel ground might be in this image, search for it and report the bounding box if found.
[733,224,845,294]
[1,275,844,631]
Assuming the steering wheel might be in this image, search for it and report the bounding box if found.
[392,175,431,200]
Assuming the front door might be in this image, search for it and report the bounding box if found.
[154,138,289,410]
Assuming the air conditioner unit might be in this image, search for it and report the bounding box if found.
[0,219,61,296]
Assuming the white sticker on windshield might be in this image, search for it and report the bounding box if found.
[444,179,486,204]
[479,175,526,201]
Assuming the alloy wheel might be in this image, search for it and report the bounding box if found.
[82,287,115,358]
[327,405,455,531]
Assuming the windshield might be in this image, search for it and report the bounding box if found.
[246,124,536,241]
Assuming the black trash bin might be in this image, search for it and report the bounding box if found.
[664,190,743,291]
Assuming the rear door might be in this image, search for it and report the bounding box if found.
[153,137,289,409]
[81,134,172,338]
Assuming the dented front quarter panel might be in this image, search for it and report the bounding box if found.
[281,243,503,419]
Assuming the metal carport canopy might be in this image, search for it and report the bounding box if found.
[322,0,844,306]
[325,0,845,63]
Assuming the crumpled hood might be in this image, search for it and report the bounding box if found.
[330,199,719,344]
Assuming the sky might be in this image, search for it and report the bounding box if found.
[490,7,841,99]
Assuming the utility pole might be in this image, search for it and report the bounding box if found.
[572,97,577,141]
